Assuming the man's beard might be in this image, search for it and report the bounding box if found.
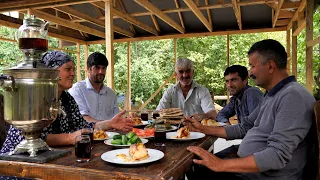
[94,74,105,83]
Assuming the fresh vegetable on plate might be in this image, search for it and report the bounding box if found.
[111,132,142,145]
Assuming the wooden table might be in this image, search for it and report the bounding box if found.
[0,135,216,180]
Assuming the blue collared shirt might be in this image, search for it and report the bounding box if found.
[156,81,215,116]
[69,78,119,120]
[216,85,263,123]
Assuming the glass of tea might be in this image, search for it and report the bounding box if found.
[75,135,91,162]
[81,128,94,148]
[154,124,166,147]
[152,111,160,119]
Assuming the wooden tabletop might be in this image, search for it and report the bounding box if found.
[0,135,216,180]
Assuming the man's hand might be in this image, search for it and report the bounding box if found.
[110,110,135,132]
[68,129,82,145]
[184,116,204,132]
[187,146,224,172]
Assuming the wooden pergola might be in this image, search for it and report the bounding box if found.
[0,0,319,110]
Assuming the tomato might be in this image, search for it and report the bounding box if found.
[132,128,155,137]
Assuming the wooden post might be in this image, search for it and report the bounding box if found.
[226,34,230,103]
[76,43,81,82]
[105,0,115,90]
[58,39,63,49]
[126,42,132,110]
[292,21,298,78]
[84,44,89,78]
[286,30,291,74]
[174,38,177,83]
[305,0,314,92]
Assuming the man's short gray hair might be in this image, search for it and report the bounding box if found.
[175,58,194,72]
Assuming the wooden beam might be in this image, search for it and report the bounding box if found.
[113,26,134,37]
[272,0,284,27]
[76,43,81,82]
[105,0,115,90]
[307,36,320,47]
[118,0,136,35]
[305,0,314,92]
[287,0,306,30]
[91,1,105,9]
[286,30,291,74]
[151,15,160,32]
[86,27,287,44]
[276,19,290,26]
[281,1,301,10]
[0,0,100,13]
[292,19,305,36]
[174,0,185,29]
[291,21,297,77]
[183,0,212,32]
[126,41,131,110]
[29,9,105,38]
[232,0,242,30]
[227,34,230,102]
[113,8,158,35]
[267,2,277,10]
[204,0,212,29]
[138,73,175,111]
[134,0,185,34]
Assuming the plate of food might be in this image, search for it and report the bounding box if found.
[166,127,205,141]
[104,132,148,147]
[101,143,164,165]
[133,117,149,127]
[93,130,119,141]
[132,128,155,138]
[201,119,227,127]
[144,124,178,132]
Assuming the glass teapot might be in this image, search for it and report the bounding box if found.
[16,15,50,52]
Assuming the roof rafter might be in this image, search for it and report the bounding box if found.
[118,0,136,35]
[174,0,185,29]
[134,0,185,34]
[232,0,242,30]
[113,8,158,35]
[287,0,306,30]
[151,15,160,32]
[272,0,284,27]
[204,0,212,29]
[183,0,212,32]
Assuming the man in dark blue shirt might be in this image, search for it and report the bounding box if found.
[216,65,263,124]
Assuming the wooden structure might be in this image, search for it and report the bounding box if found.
[0,134,216,179]
[0,0,319,108]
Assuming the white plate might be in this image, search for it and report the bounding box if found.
[94,132,119,141]
[104,138,148,147]
[134,121,149,127]
[166,132,205,141]
[101,148,164,165]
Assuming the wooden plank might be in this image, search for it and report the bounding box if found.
[113,26,135,37]
[134,0,185,34]
[0,37,16,43]
[307,36,320,47]
[174,0,185,29]
[281,1,301,10]
[305,0,314,92]
[105,0,115,90]
[292,21,297,77]
[125,41,131,110]
[287,0,306,30]
[0,0,100,13]
[227,34,230,102]
[231,0,242,30]
[29,9,105,38]
[278,10,294,19]
[286,30,291,74]
[84,44,89,78]
[151,15,160,32]
[183,0,212,32]
[204,0,212,29]
[139,73,175,111]
[76,43,81,82]
[174,38,177,83]
[276,19,290,26]
[118,0,136,34]
[113,8,158,35]
[272,0,284,27]
[292,19,306,36]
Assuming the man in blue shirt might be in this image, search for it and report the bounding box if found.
[69,52,119,122]
[216,65,263,124]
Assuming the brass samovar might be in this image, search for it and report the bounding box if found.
[0,16,61,157]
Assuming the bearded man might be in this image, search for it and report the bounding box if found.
[69,52,119,122]
[156,58,217,119]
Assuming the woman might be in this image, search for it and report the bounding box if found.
[1,51,134,153]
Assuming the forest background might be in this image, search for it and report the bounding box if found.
[0,11,319,109]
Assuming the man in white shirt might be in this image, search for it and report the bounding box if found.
[156,58,217,119]
[69,52,119,122]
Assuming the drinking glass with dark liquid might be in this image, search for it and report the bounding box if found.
[75,135,91,162]
[152,111,160,119]
[81,128,94,148]
[140,112,149,121]
[154,125,166,147]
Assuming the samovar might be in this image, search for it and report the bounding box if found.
[0,16,61,157]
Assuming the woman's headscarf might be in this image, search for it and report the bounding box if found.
[40,50,72,69]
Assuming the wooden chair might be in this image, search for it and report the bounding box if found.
[303,101,320,180]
